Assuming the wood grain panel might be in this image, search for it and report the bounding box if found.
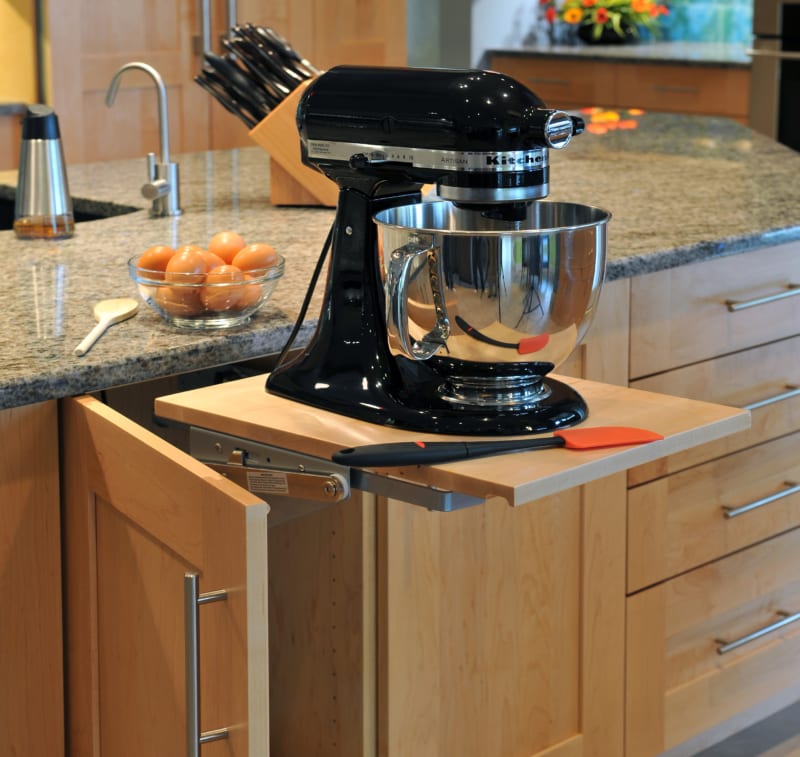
[629,241,800,379]
[379,474,626,756]
[487,55,751,119]
[44,0,406,162]
[629,335,800,485]
[627,528,800,756]
[0,112,23,171]
[46,0,214,163]
[628,432,800,591]
[0,402,63,757]
[268,492,374,757]
[616,64,750,117]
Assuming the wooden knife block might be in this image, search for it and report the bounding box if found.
[248,80,338,208]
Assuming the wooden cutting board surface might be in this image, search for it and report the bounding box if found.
[155,373,749,506]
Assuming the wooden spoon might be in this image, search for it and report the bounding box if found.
[74,297,139,356]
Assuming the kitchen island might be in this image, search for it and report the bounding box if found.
[2,111,799,757]
[0,109,797,410]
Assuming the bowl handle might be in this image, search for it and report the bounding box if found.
[387,239,450,361]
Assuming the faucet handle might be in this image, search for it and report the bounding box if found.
[141,178,171,200]
[141,153,182,216]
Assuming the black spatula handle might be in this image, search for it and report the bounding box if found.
[332,437,565,467]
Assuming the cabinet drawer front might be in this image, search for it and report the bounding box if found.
[628,432,800,591]
[630,242,800,378]
[629,335,800,484]
[488,55,617,108]
[616,63,750,116]
[626,528,800,756]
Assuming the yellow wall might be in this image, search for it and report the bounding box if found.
[0,0,37,102]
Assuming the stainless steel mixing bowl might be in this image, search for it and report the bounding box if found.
[374,200,610,383]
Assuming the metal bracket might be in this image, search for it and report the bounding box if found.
[189,427,484,514]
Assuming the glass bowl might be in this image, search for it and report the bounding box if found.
[128,254,285,329]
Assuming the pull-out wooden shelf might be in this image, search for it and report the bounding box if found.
[155,373,748,506]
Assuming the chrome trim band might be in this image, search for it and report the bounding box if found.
[305,140,549,173]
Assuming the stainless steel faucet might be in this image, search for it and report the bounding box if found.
[106,62,182,217]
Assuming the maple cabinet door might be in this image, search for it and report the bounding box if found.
[379,474,627,757]
[61,395,268,757]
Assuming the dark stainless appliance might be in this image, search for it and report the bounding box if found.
[750,0,800,150]
[267,66,610,435]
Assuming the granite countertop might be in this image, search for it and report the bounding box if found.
[1,110,799,411]
[481,41,752,67]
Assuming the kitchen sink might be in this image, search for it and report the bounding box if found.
[0,195,138,231]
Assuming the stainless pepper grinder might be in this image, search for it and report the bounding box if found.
[14,105,75,240]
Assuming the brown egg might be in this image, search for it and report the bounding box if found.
[232,243,278,272]
[175,243,205,255]
[200,265,246,312]
[201,250,227,270]
[208,230,246,264]
[155,284,204,316]
[233,273,264,311]
[165,247,207,283]
[137,245,176,280]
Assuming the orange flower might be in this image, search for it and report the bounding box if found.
[563,7,584,22]
[595,6,609,23]
[582,0,597,6]
[631,0,651,12]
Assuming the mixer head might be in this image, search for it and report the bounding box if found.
[296,66,584,215]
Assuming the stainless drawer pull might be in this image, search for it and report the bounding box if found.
[653,85,699,94]
[747,48,800,62]
[716,610,800,654]
[527,77,570,87]
[722,480,800,518]
[742,385,800,411]
[725,283,800,311]
[185,574,230,756]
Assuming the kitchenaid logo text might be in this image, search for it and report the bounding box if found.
[485,153,543,166]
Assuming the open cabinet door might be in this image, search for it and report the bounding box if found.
[61,395,269,756]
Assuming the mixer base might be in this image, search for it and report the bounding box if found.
[389,370,588,435]
[267,359,587,436]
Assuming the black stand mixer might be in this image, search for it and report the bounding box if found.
[266,66,610,435]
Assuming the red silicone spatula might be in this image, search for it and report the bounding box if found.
[331,426,664,467]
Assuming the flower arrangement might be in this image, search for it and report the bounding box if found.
[541,0,669,41]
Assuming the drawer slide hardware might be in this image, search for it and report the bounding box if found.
[189,427,484,514]
[725,283,800,312]
[742,384,800,412]
[184,574,230,755]
[716,609,800,655]
[722,481,800,519]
